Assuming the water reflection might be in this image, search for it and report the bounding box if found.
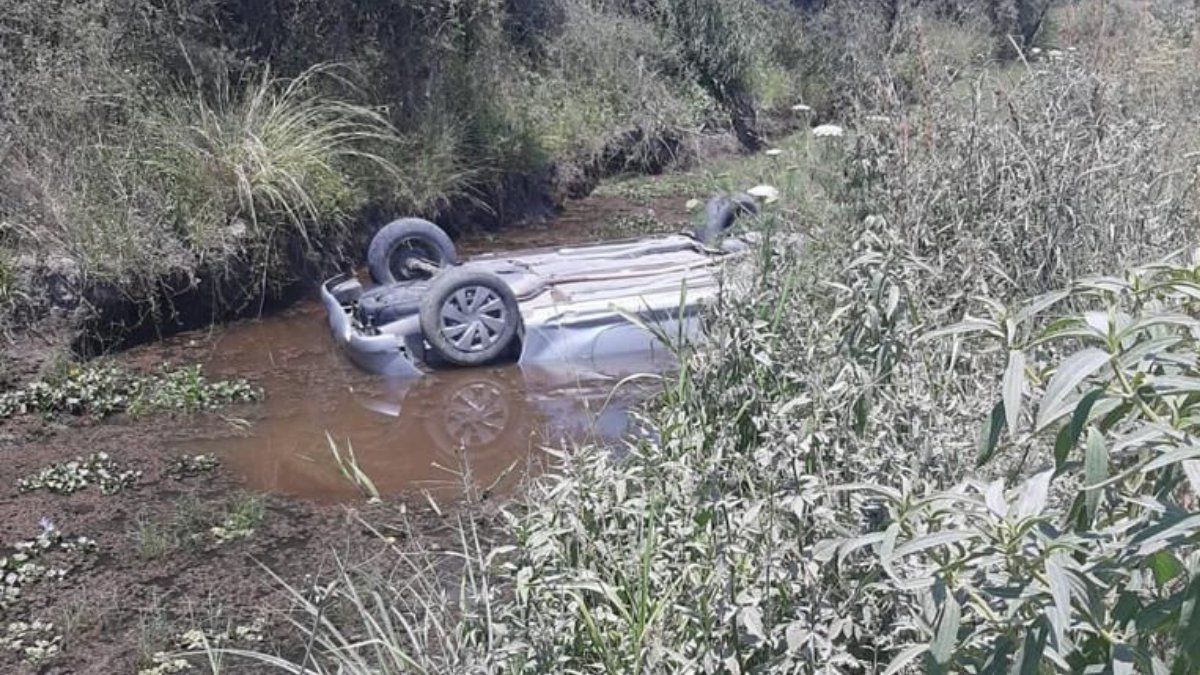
[169,302,663,502]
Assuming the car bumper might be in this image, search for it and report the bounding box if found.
[321,275,423,378]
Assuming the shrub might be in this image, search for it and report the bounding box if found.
[516,0,716,166]
[842,43,1200,304]
[846,256,1200,672]
[658,0,764,148]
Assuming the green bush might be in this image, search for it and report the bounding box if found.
[517,0,716,164]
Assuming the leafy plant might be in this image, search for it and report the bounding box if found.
[855,255,1200,672]
[165,454,220,481]
[18,452,142,495]
[210,494,265,544]
[0,363,259,421]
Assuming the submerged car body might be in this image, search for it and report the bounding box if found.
[322,197,756,377]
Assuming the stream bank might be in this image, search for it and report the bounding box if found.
[0,174,700,673]
[2,129,745,382]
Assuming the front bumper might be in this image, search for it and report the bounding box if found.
[321,275,423,378]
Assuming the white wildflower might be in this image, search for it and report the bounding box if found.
[747,185,780,204]
[811,124,844,138]
[764,148,783,157]
[791,103,812,113]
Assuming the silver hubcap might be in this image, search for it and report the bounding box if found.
[440,285,508,352]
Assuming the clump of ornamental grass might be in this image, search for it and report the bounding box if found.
[144,64,402,259]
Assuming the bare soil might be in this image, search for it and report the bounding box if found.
[0,409,475,673]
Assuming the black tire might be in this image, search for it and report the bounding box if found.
[694,192,758,244]
[367,218,457,284]
[420,269,521,367]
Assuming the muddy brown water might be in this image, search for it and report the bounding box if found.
[153,195,689,503]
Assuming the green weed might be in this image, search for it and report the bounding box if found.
[18,453,141,495]
[0,363,259,421]
[164,454,220,481]
[210,494,265,544]
[129,496,212,560]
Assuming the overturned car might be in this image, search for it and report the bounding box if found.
[321,194,758,377]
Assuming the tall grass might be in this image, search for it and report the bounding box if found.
[145,65,402,254]
[517,0,717,167]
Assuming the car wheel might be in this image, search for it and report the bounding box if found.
[367,218,458,284]
[694,192,757,245]
[420,269,521,367]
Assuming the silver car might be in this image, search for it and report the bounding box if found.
[321,194,757,377]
